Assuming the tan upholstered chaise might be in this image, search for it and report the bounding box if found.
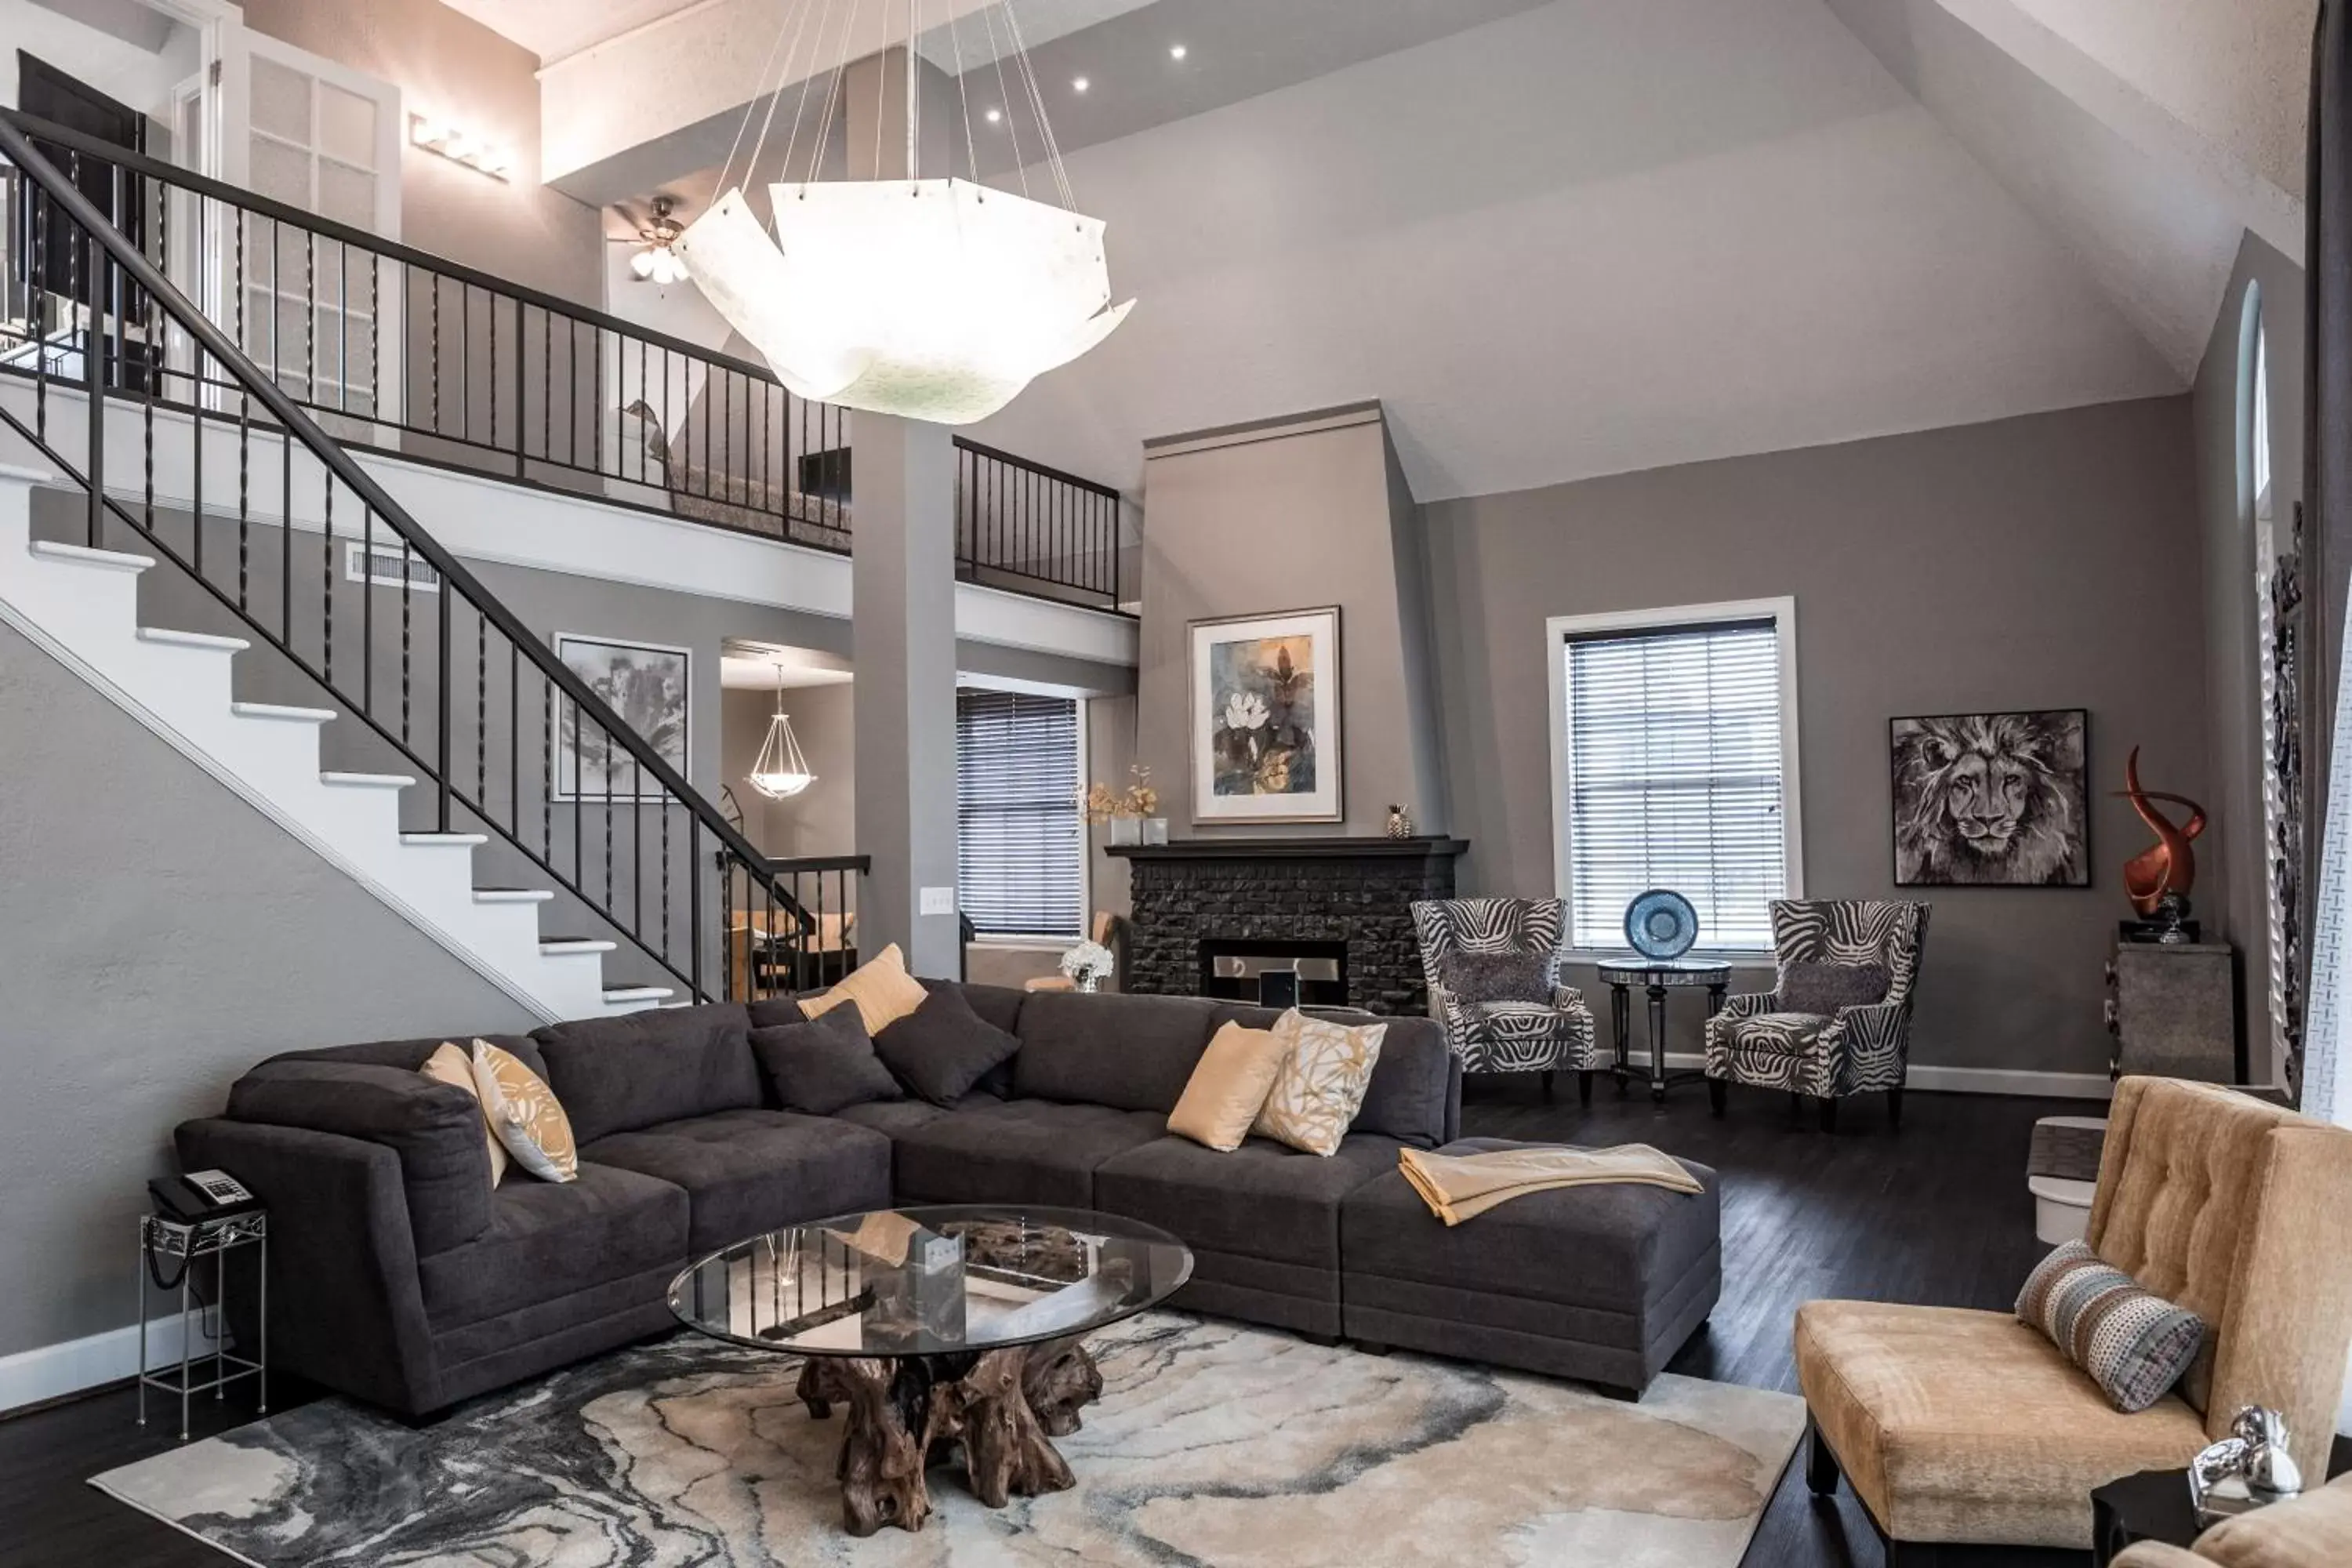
[2111,1471,2352,1566]
[1794,1078,2352,1563]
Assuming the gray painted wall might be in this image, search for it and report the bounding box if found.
[0,618,536,1361]
[1138,407,1450,839]
[1423,396,2209,1078]
[2190,231,2304,1087]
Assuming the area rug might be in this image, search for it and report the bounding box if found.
[92,1313,1805,1566]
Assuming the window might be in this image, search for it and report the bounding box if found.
[1547,600,1800,953]
[956,688,1086,939]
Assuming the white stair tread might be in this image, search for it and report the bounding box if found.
[231,701,336,724]
[321,771,416,789]
[29,539,154,572]
[137,626,250,652]
[401,832,488,848]
[474,887,554,904]
[541,938,616,956]
[604,985,674,1002]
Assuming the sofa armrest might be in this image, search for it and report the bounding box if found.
[1716,990,1783,1022]
[175,1116,444,1414]
[1551,983,1589,1014]
[227,1059,495,1256]
[2109,1546,2209,1568]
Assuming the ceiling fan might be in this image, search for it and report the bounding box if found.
[612,196,688,285]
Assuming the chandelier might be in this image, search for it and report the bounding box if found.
[674,0,1132,426]
[747,665,816,800]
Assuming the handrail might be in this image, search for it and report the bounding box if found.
[950,436,1122,502]
[0,110,795,989]
[0,108,779,385]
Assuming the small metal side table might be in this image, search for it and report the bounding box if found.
[1595,958,1730,1104]
[137,1211,267,1440]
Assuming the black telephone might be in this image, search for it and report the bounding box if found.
[149,1168,259,1225]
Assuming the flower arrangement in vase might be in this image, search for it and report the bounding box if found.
[1078,766,1163,846]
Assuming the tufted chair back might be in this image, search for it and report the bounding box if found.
[2085,1077,2352,1478]
[1769,899,1930,1011]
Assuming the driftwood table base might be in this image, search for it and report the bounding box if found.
[794,1336,1102,1535]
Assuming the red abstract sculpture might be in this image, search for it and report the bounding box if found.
[2117,746,2206,919]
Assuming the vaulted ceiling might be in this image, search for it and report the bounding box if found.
[535,0,2305,502]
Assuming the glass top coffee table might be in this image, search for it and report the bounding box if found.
[669,1204,1192,1535]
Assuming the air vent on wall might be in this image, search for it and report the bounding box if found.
[344,543,441,593]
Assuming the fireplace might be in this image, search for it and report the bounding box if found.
[1200,938,1349,1008]
[1105,837,1467,1014]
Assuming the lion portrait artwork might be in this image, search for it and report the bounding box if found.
[1889,710,2090,887]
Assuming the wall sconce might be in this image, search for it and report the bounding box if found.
[409,114,512,181]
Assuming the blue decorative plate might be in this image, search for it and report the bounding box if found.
[1624,890,1699,960]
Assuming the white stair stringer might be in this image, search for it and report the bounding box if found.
[0,466,668,1022]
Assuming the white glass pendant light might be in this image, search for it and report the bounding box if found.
[748,665,815,800]
[674,0,1132,426]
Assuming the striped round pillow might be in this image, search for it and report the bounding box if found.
[2016,1240,2205,1413]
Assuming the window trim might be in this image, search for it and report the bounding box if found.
[1544,596,1804,962]
[954,684,1091,943]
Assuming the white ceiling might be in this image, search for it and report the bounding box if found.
[720,641,855,689]
[439,0,703,65]
[967,0,2188,501]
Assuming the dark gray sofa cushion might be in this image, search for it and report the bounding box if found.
[583,1109,891,1253]
[532,1003,759,1145]
[749,1008,902,1116]
[832,1098,958,1137]
[1341,1137,1719,1312]
[262,1032,550,1084]
[891,1098,1167,1206]
[1014,991,1218,1112]
[1094,1133,1400,1272]
[874,985,1023,1106]
[929,979,1026,1096]
[227,1060,495,1257]
[416,1161,687,1331]
[1213,1006,1454,1148]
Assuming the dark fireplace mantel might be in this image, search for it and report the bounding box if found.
[1104,837,1469,862]
[1108,837,1468,1014]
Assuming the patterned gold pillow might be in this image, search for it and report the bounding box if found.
[799,942,931,1036]
[468,1039,577,1183]
[421,1040,507,1187]
[1251,1010,1388,1157]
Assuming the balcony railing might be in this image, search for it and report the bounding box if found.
[0,109,1130,611]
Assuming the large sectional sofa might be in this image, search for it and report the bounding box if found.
[178,982,1722,1417]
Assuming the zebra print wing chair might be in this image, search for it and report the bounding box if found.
[1703,899,1930,1132]
[1410,898,1602,1103]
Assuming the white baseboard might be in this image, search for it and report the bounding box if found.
[0,1308,213,1415]
[1655,1052,2114,1100]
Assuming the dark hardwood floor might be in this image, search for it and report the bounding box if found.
[0,1080,2088,1568]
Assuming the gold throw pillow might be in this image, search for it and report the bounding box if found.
[421,1040,507,1187]
[1169,1022,1292,1152]
[799,942,931,1036]
[468,1039,577,1183]
[1252,1010,1388,1157]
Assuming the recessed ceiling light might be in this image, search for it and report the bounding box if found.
[985,107,1003,123]
[1073,76,1090,93]
[1168,44,1187,60]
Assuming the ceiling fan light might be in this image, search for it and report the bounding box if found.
[630,246,658,280]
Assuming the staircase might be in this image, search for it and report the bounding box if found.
[0,114,822,1022]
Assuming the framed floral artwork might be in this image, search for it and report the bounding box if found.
[1189,607,1343,822]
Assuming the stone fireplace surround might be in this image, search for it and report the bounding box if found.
[1104,838,1467,1014]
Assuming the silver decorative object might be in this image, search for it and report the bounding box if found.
[2190,1406,2303,1526]
[1385,804,1414,838]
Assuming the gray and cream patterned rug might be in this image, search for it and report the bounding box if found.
[93,1314,1805,1566]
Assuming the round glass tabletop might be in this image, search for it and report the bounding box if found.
[668,1205,1195,1359]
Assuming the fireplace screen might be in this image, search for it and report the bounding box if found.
[1198,939,1348,1008]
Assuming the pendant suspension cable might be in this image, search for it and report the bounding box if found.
[718,0,799,197]
[978,2,1029,199]
[906,0,922,183]
[779,0,837,187]
[807,0,869,189]
[946,0,978,187]
[1000,0,1073,209]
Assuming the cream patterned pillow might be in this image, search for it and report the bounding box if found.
[468,1039,577,1183]
[1251,1010,1387,1157]
[421,1040,507,1187]
[799,942,931,1036]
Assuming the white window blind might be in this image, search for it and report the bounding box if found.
[956,689,1085,939]
[1559,616,1789,952]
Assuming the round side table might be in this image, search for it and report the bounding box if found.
[1594,958,1730,1104]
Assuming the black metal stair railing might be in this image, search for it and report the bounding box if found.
[0,111,840,1006]
[0,108,1130,612]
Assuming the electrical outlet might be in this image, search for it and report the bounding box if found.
[920,886,957,916]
